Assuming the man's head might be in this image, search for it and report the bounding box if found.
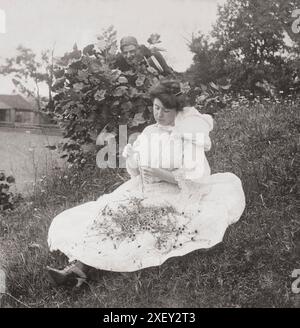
[120,36,139,65]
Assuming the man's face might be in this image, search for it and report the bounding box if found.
[121,44,138,65]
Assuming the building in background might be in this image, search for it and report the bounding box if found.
[0,94,52,125]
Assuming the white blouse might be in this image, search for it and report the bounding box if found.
[123,107,214,185]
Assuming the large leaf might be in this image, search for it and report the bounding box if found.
[94,89,106,102]
[90,60,103,73]
[220,84,231,90]
[180,81,191,94]
[113,86,128,97]
[118,76,128,84]
[77,70,89,82]
[53,68,65,79]
[135,74,146,87]
[128,87,139,98]
[52,77,66,90]
[147,33,161,45]
[209,82,219,90]
[129,112,146,127]
[83,44,95,56]
[108,43,118,56]
[196,93,209,103]
[73,82,85,92]
[121,101,133,112]
[111,69,122,81]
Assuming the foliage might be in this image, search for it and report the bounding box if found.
[191,80,232,116]
[0,172,21,212]
[92,198,181,251]
[187,0,300,95]
[50,27,178,168]
[0,45,55,110]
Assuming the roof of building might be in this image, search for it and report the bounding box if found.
[0,101,8,109]
[0,95,36,111]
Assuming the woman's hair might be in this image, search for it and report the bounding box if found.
[149,80,186,112]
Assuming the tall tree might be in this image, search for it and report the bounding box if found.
[187,0,300,94]
[0,45,55,110]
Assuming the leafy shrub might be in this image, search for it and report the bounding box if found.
[50,26,272,173]
[187,0,300,97]
[192,81,232,116]
[49,27,179,169]
[0,172,21,212]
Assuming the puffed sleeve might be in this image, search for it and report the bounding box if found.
[172,109,213,183]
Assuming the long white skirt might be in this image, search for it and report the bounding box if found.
[48,172,245,272]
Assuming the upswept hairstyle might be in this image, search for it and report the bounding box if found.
[149,80,186,112]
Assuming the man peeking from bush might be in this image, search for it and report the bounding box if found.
[114,36,174,76]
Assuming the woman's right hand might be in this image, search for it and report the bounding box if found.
[141,167,177,184]
[123,144,139,170]
[122,144,135,159]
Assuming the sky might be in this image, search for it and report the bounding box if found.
[0,0,226,95]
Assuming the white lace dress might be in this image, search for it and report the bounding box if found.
[48,107,246,272]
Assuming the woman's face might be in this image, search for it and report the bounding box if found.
[153,98,177,126]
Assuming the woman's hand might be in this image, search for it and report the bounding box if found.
[123,144,140,177]
[122,144,135,159]
[141,167,177,184]
[123,144,138,167]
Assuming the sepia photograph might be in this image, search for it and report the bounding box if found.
[0,0,299,311]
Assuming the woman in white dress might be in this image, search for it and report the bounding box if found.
[46,80,245,286]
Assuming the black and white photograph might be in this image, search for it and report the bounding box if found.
[0,0,299,311]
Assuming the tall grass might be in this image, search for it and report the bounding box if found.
[0,100,299,307]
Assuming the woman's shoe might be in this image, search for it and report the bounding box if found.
[46,264,87,287]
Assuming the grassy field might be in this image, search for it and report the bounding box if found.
[0,99,299,308]
[0,128,63,195]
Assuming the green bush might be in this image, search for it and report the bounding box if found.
[49,27,233,171]
[0,172,21,212]
[50,27,177,169]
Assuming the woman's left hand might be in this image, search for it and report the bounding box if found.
[141,167,177,184]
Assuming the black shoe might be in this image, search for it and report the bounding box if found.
[46,265,87,287]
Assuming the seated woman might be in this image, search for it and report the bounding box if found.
[46,80,246,286]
